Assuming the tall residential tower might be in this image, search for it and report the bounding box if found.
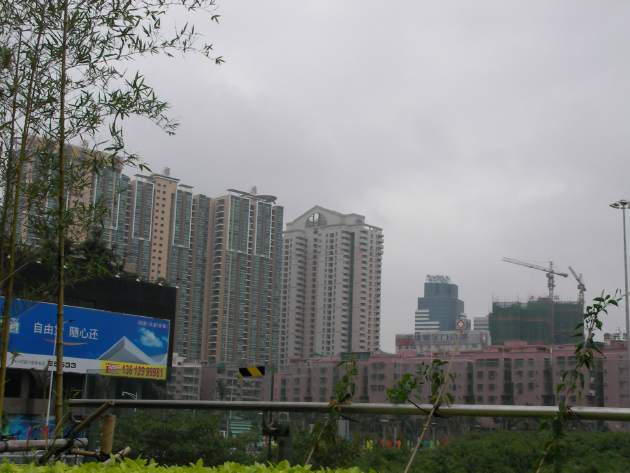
[16,150,285,374]
[119,170,211,361]
[204,189,284,367]
[280,206,383,364]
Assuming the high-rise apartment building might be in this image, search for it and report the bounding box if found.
[417,275,464,331]
[16,149,285,370]
[117,170,211,361]
[204,189,284,367]
[118,180,284,366]
[18,143,127,247]
[280,206,383,365]
[119,180,285,366]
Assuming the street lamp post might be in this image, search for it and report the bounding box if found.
[610,199,630,406]
[122,391,138,412]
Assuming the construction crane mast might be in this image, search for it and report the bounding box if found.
[502,257,568,403]
[568,266,586,306]
[502,257,569,301]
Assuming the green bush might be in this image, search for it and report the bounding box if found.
[407,431,630,473]
[114,411,262,466]
[0,460,363,473]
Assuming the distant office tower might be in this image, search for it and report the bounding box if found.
[204,189,284,367]
[489,298,582,345]
[280,206,383,364]
[473,315,489,331]
[417,275,464,331]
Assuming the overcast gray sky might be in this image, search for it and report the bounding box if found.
[125,1,630,351]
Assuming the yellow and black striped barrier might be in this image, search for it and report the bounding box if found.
[238,366,266,378]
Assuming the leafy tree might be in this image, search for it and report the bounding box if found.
[535,293,620,473]
[387,359,455,473]
[115,410,262,466]
[0,0,222,426]
[304,360,358,467]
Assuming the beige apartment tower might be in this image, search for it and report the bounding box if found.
[280,206,383,364]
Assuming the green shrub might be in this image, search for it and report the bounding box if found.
[0,460,363,473]
[114,411,262,466]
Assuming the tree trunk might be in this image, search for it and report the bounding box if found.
[55,0,69,428]
[0,28,42,426]
[0,32,22,281]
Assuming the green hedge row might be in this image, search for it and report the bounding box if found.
[0,460,362,473]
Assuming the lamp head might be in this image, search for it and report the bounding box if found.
[610,199,630,209]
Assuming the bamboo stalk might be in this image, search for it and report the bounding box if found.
[54,0,69,428]
[99,414,116,456]
[0,24,44,426]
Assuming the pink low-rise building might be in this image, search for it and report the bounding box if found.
[276,340,629,407]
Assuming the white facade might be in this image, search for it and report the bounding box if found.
[414,309,440,333]
[167,353,204,400]
[473,316,489,331]
[280,206,383,364]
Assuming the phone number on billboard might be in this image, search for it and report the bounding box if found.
[102,362,166,380]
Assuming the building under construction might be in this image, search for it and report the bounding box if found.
[489,298,583,345]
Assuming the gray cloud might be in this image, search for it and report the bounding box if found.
[124,1,630,350]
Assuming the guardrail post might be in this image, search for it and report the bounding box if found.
[100,414,116,457]
[39,401,113,464]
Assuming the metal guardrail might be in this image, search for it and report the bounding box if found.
[0,438,87,453]
[68,400,630,421]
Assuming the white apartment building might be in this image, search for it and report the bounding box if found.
[280,206,383,364]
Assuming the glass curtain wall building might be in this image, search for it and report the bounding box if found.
[417,275,464,331]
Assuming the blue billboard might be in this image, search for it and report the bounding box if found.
[1,297,170,380]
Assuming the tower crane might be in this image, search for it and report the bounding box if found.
[568,266,586,306]
[502,257,568,300]
[502,257,568,401]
